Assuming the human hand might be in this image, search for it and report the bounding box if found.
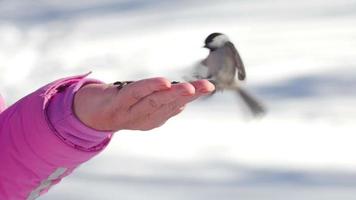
[74,77,215,132]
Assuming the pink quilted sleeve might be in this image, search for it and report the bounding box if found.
[0,73,113,200]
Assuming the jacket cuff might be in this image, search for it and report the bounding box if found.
[46,76,113,151]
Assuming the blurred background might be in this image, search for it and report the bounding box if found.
[1,0,356,199]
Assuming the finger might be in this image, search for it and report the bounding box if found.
[123,80,214,130]
[117,77,171,108]
[189,79,215,94]
[129,83,195,115]
[131,80,213,117]
[164,79,215,107]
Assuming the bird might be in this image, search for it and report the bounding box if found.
[192,32,265,117]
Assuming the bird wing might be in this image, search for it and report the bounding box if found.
[200,58,207,66]
[225,42,246,80]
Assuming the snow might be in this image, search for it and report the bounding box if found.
[1,0,356,199]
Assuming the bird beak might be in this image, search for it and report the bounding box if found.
[203,44,208,48]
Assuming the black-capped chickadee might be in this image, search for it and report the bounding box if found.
[193,32,265,116]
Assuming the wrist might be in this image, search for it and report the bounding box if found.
[74,83,119,132]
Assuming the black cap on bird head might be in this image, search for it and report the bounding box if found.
[203,32,229,51]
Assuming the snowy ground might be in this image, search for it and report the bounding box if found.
[1,0,356,199]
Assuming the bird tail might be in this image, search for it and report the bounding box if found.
[236,87,266,117]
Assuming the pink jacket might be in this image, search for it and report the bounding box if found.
[0,73,113,199]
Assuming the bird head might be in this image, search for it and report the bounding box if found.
[204,32,229,51]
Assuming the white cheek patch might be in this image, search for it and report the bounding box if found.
[210,35,229,48]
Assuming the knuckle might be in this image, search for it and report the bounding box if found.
[150,77,170,89]
[152,77,169,84]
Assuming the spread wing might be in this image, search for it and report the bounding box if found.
[225,42,246,80]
